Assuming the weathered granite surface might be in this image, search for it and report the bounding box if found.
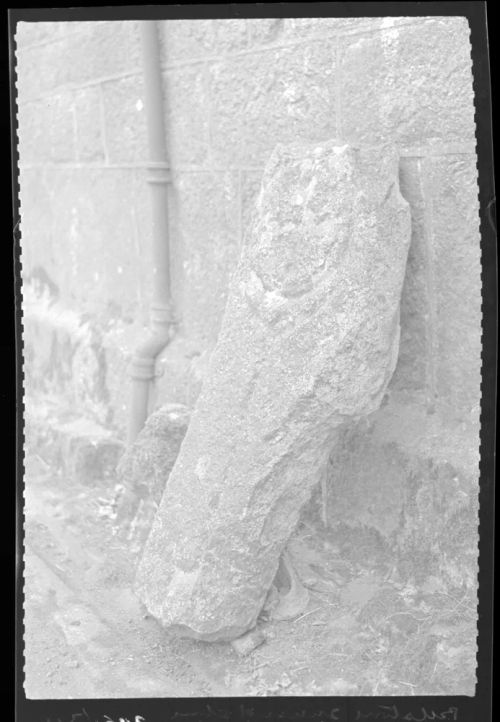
[135,140,412,641]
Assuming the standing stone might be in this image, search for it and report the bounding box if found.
[135,140,411,641]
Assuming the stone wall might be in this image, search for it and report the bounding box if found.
[16,16,481,589]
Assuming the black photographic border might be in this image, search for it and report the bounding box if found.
[8,2,495,721]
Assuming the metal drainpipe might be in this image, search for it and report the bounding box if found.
[127,20,175,444]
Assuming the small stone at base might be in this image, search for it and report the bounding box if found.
[231,628,266,656]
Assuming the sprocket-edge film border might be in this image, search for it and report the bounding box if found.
[10,2,494,721]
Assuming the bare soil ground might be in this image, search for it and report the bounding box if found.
[23,454,477,698]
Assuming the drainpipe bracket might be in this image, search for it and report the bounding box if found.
[130,355,156,381]
[150,301,177,336]
[150,300,175,320]
[146,162,171,185]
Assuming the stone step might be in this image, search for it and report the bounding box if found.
[24,398,124,487]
